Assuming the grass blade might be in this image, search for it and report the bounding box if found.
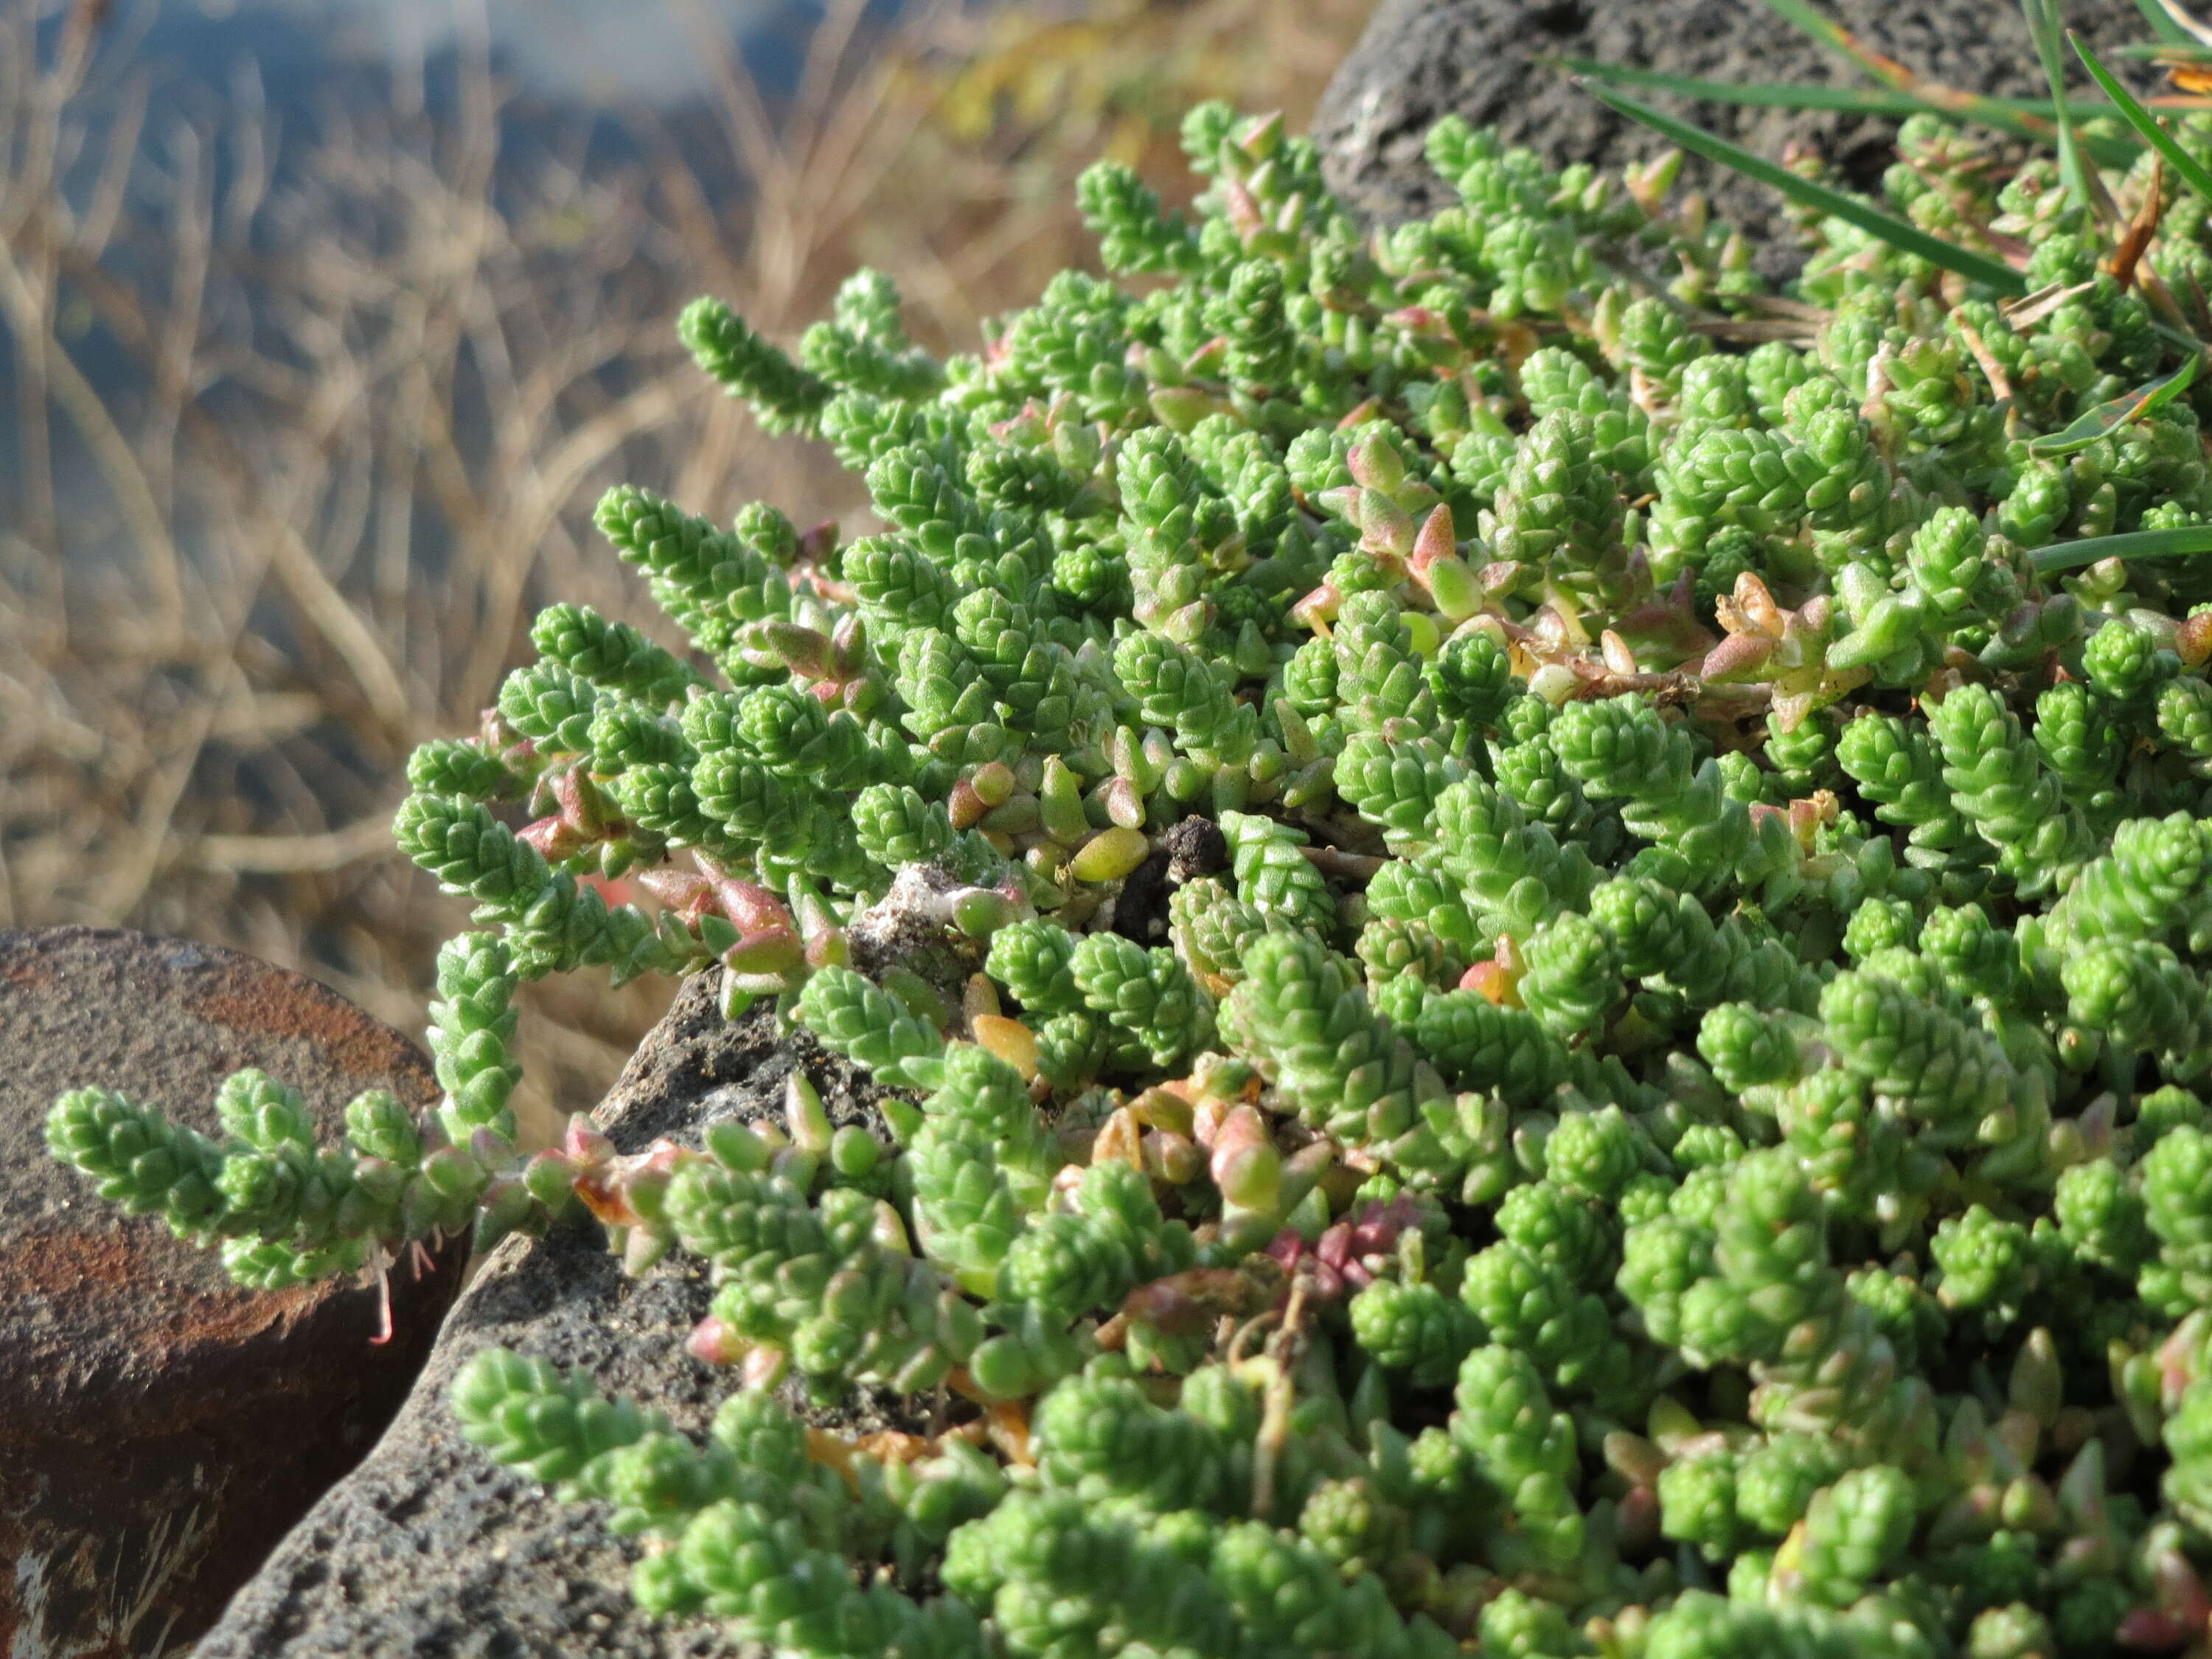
[2074,30,2212,209]
[1747,0,2117,153]
[1554,58,1935,116]
[2024,0,2112,226]
[1582,83,2028,294]
[2110,39,2212,57]
[1752,0,1876,60]
[2030,521,2212,571]
[1559,58,2141,167]
[2138,0,2201,46]
[1750,0,1942,96]
[2025,352,2200,454]
[2151,0,2212,46]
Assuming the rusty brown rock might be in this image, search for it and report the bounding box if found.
[0,927,467,1659]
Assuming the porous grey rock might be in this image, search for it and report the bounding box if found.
[846,863,985,994]
[195,969,924,1659]
[1312,0,2154,248]
[0,927,463,1659]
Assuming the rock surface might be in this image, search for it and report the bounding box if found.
[194,969,918,1659]
[0,927,465,1659]
[1312,0,2154,248]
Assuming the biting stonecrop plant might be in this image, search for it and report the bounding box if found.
[50,55,2212,1658]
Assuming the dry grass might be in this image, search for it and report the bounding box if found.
[0,0,1371,1138]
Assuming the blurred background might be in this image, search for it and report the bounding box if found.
[0,0,1374,1138]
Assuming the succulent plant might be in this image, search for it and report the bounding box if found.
[48,15,2212,1650]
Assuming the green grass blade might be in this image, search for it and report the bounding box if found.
[2024,0,2104,223]
[2074,31,2212,209]
[2030,522,2212,572]
[1559,58,2140,167]
[2025,352,2201,454]
[2147,0,2212,46]
[1553,58,1935,115]
[1582,84,2028,294]
[1741,0,2138,157]
[2137,0,2200,46]
[1752,0,1863,55]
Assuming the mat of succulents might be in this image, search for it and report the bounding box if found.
[47,21,2212,1658]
